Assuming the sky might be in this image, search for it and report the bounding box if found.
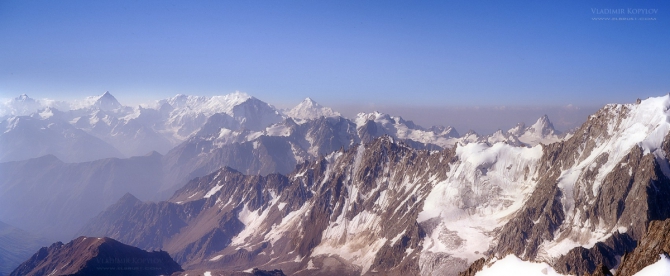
[1,0,668,133]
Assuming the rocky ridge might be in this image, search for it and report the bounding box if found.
[9,236,182,276]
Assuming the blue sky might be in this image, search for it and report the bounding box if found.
[1,0,668,132]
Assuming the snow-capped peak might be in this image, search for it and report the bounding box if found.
[511,115,562,146]
[0,94,42,117]
[527,114,556,136]
[93,91,122,111]
[15,94,33,102]
[507,122,526,136]
[286,97,340,120]
[162,91,255,115]
[69,91,123,111]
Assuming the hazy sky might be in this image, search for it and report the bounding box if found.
[1,0,668,133]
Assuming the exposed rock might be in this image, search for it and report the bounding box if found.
[614,219,670,276]
[553,232,635,275]
[81,137,456,274]
[456,257,485,276]
[492,101,670,275]
[9,236,182,276]
[586,264,613,276]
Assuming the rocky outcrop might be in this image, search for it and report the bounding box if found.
[613,219,670,276]
[9,236,182,276]
[491,101,670,275]
[456,257,485,276]
[586,264,613,276]
[553,232,635,275]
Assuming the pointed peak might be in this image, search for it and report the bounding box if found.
[302,97,317,104]
[118,192,140,204]
[93,91,122,111]
[13,94,36,103]
[532,115,554,128]
[286,97,340,120]
[526,114,557,137]
[97,91,117,101]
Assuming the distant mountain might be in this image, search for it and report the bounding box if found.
[0,94,42,118]
[0,114,124,163]
[10,236,182,276]
[1,91,590,276]
[482,115,566,146]
[284,97,341,120]
[1,91,567,166]
[355,111,459,148]
[0,152,164,242]
[0,221,46,276]
[80,95,670,275]
[159,103,463,194]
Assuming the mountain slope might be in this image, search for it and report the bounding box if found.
[0,152,164,241]
[285,97,341,120]
[82,134,543,275]
[0,114,124,162]
[490,97,670,274]
[10,236,182,276]
[79,95,670,275]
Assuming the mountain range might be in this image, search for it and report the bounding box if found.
[3,92,668,275]
[0,92,563,241]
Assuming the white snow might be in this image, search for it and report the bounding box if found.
[209,254,223,261]
[204,184,223,198]
[475,255,567,276]
[354,111,459,148]
[230,204,274,248]
[285,97,340,120]
[633,254,670,276]
[265,123,292,136]
[419,142,543,262]
[540,95,670,259]
[38,108,54,119]
[203,272,212,276]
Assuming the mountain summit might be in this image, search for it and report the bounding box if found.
[10,236,182,276]
[93,91,122,111]
[285,97,340,120]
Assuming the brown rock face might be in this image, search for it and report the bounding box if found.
[491,104,670,275]
[80,136,457,274]
[9,236,182,276]
[586,264,613,276]
[614,219,670,276]
[456,257,486,276]
[553,232,636,275]
[79,99,670,275]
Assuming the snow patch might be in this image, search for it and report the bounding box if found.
[476,255,567,276]
[633,254,670,276]
[204,184,223,198]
